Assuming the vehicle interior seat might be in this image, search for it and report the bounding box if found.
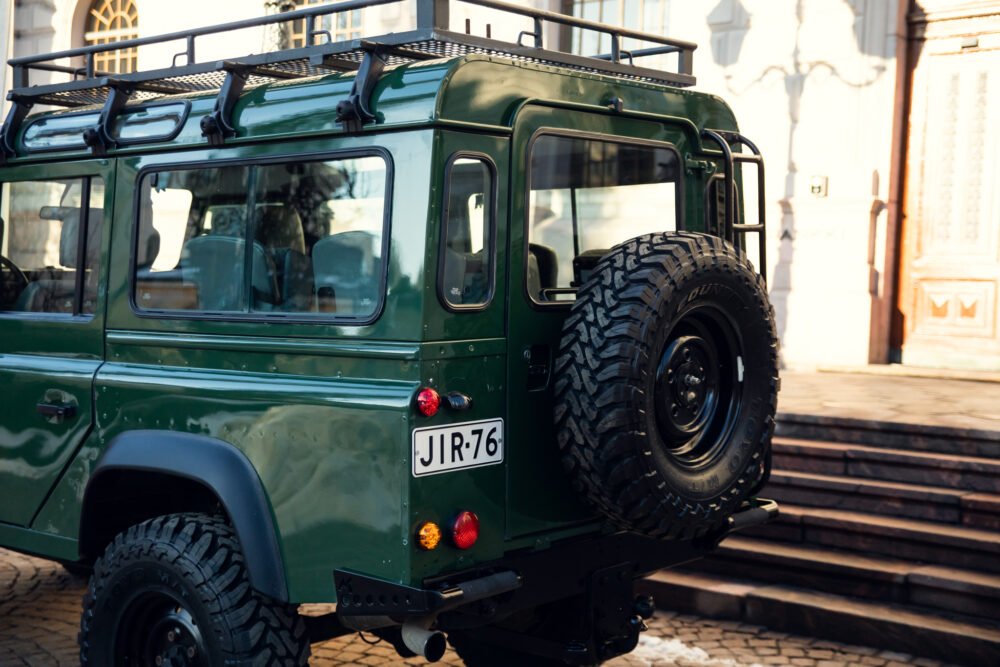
[526,242,558,301]
[254,205,314,311]
[180,208,278,311]
[312,231,379,315]
[572,248,609,287]
[13,207,104,314]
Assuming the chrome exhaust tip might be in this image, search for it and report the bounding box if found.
[401,622,447,662]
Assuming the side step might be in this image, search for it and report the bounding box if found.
[639,570,1000,665]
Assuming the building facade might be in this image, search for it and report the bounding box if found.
[3,0,999,371]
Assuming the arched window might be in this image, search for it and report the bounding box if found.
[571,0,668,56]
[84,0,139,74]
[289,0,364,49]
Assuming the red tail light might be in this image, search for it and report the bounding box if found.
[451,511,479,549]
[415,387,441,417]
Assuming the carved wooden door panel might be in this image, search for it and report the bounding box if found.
[899,7,1000,370]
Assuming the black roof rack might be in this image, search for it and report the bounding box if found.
[1,0,697,158]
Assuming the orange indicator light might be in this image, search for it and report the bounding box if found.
[416,521,442,550]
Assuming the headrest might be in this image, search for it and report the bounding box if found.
[255,205,305,254]
[208,206,246,237]
[59,209,104,268]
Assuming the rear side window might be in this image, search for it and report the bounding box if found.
[133,154,389,321]
[527,134,679,303]
[439,155,495,309]
[0,177,104,316]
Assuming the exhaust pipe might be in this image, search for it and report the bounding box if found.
[401,622,447,662]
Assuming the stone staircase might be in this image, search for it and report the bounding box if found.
[641,413,1000,666]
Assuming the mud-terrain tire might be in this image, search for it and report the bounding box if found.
[79,512,309,666]
[554,232,779,539]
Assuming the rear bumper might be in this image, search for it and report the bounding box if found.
[334,498,778,622]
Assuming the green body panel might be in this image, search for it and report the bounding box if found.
[1,54,745,602]
[0,159,114,527]
[503,105,705,540]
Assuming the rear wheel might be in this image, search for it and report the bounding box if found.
[79,512,309,666]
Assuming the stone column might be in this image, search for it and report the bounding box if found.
[263,0,297,52]
[12,0,57,86]
[1,0,13,115]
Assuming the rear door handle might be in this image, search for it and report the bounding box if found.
[36,402,77,420]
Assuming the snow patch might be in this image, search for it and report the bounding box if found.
[628,634,763,667]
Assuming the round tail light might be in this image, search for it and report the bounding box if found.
[415,387,441,417]
[451,511,479,550]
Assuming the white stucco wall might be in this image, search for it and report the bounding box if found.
[9,0,900,370]
[670,0,900,369]
[0,0,12,115]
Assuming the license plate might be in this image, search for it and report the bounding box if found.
[411,418,504,477]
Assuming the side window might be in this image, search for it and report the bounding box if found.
[0,177,104,316]
[527,135,679,303]
[440,156,495,309]
[133,154,388,320]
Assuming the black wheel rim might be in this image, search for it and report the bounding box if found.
[653,302,743,468]
[114,589,209,667]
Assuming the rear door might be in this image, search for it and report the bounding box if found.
[0,159,112,526]
[505,106,686,539]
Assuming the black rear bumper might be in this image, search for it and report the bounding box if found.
[334,498,779,623]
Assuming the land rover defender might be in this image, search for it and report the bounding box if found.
[0,0,778,664]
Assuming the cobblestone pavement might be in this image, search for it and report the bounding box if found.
[0,549,948,667]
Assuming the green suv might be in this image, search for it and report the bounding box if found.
[0,0,778,664]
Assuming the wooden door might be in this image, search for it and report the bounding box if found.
[899,4,1000,370]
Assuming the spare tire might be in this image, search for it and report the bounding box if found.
[553,232,779,539]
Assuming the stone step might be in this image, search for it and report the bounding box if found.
[691,536,1000,619]
[963,492,1000,530]
[744,504,1000,574]
[639,569,1000,666]
[765,470,1000,528]
[772,436,1000,493]
[776,411,1000,458]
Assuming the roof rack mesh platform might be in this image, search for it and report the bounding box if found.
[5,0,697,108]
[1,0,698,158]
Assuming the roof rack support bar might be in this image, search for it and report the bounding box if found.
[417,0,450,30]
[12,64,28,89]
[0,95,32,163]
[336,43,388,133]
[678,49,693,76]
[201,63,250,146]
[82,81,132,155]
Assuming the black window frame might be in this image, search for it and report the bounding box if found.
[437,151,499,313]
[128,147,394,326]
[523,128,685,309]
[0,174,102,320]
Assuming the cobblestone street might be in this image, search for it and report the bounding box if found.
[0,549,949,667]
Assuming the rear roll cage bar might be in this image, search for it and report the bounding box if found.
[701,129,767,282]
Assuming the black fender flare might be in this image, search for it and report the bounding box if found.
[80,430,288,601]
